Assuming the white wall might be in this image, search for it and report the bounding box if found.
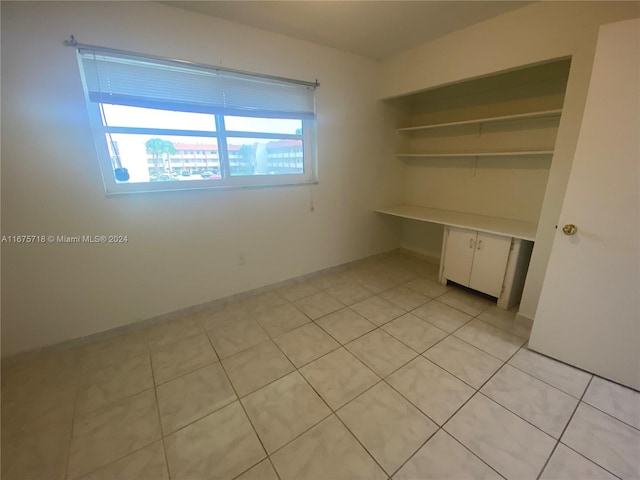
[379,1,639,322]
[0,1,402,356]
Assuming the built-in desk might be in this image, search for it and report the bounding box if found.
[375,205,535,309]
[374,204,537,241]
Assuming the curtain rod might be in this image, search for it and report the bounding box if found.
[62,35,319,88]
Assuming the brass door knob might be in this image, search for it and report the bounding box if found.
[562,224,578,235]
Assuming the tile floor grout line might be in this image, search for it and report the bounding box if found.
[332,404,393,477]
[202,331,275,479]
[535,375,595,480]
[505,359,593,401]
[437,343,555,479]
[62,356,83,480]
[73,343,167,479]
[578,398,640,433]
[236,326,383,475]
[148,331,173,480]
[555,441,624,480]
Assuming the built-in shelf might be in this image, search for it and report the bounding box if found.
[397,150,554,158]
[397,109,562,133]
[375,204,537,241]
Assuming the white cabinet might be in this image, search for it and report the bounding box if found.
[440,226,533,309]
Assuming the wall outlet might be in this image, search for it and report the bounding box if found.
[237,253,246,265]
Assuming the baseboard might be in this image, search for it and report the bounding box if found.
[399,245,440,266]
[515,312,534,329]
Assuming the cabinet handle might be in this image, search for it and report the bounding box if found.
[477,239,483,250]
[469,238,475,249]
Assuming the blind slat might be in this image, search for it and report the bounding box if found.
[78,51,316,118]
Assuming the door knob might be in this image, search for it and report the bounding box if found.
[562,224,578,235]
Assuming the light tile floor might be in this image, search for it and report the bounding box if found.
[2,252,640,479]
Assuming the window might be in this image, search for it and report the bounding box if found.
[76,47,317,194]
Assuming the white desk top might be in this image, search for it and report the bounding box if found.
[375,204,537,241]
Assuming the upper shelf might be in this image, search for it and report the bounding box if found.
[396,150,554,158]
[397,109,562,133]
[375,204,538,241]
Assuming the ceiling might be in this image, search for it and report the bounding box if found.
[164,1,532,60]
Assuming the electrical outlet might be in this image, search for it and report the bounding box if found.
[237,253,245,265]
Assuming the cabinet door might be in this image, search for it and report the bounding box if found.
[469,232,511,297]
[442,227,476,287]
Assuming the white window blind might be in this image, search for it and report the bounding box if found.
[78,49,316,119]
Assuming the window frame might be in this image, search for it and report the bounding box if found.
[77,47,318,195]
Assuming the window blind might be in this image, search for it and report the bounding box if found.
[77,49,317,119]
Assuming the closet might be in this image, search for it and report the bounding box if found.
[377,59,571,308]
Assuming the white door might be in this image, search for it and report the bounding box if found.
[442,227,476,287]
[529,19,640,390]
[469,232,511,298]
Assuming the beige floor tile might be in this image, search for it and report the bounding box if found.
[1,421,71,480]
[306,272,344,290]
[540,443,617,480]
[273,323,339,367]
[239,291,289,312]
[382,313,448,353]
[481,364,579,438]
[380,285,430,310]
[583,376,640,429]
[76,352,153,415]
[350,295,406,326]
[271,415,387,480]
[151,333,218,384]
[147,316,203,350]
[280,281,320,301]
[164,402,265,480]
[326,280,373,305]
[508,347,592,398]
[207,318,269,359]
[68,389,161,479]
[345,329,417,377]
[404,278,451,298]
[562,402,640,479]
[81,330,149,373]
[424,336,503,389]
[337,382,437,475]
[454,319,525,361]
[294,292,344,320]
[157,362,236,434]
[478,306,531,339]
[315,308,376,344]
[79,441,169,480]
[199,306,253,332]
[394,430,501,480]
[236,459,280,480]
[387,356,474,425]
[438,289,493,316]
[445,394,555,479]
[2,347,81,393]
[1,380,77,440]
[242,371,331,453]
[222,340,295,397]
[255,303,310,337]
[412,300,473,333]
[300,348,379,409]
[385,266,418,285]
[356,272,399,294]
